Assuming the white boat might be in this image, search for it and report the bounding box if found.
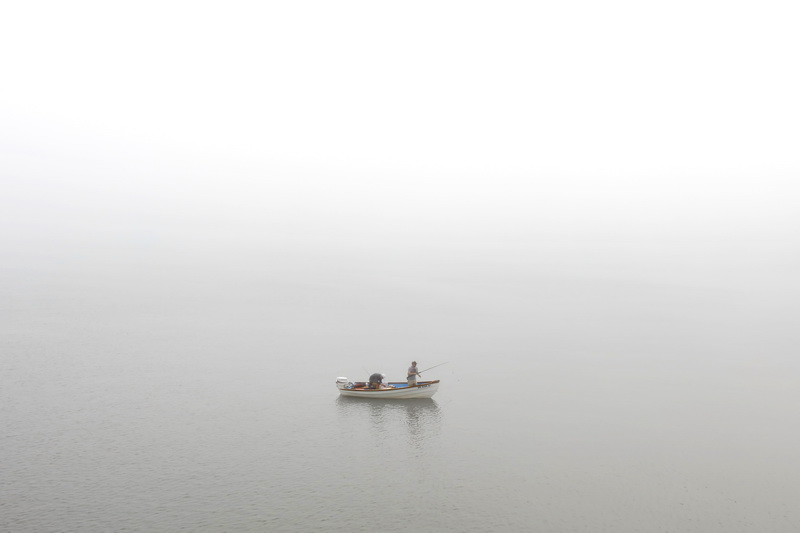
[335,377,440,399]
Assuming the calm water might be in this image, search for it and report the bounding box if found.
[2,250,799,532]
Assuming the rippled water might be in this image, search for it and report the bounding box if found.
[2,258,799,532]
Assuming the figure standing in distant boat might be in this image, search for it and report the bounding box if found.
[369,373,388,389]
[407,361,421,386]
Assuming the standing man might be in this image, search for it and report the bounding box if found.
[407,361,421,386]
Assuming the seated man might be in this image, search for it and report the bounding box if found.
[368,373,390,389]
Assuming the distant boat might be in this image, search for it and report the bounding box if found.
[335,377,440,399]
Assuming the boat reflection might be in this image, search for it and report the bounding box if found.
[335,396,442,447]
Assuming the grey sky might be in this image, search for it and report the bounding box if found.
[2,0,799,285]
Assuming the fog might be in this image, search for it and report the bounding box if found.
[2,4,797,267]
[3,4,800,530]
[2,2,799,346]
[1,1,798,334]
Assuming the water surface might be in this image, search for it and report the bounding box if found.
[2,244,799,532]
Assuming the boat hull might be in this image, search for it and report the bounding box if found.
[336,380,440,399]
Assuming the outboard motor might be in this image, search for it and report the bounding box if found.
[336,377,351,390]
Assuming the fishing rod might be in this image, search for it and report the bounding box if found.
[418,362,449,374]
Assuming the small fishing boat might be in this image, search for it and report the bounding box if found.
[335,377,440,399]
